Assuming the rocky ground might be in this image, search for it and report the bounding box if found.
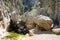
[25,34,60,40]
[0,29,60,40]
[25,29,60,40]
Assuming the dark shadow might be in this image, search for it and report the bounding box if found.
[31,29,56,35]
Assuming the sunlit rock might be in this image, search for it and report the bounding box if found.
[33,15,53,30]
[52,28,60,34]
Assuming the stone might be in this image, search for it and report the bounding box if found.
[52,28,60,34]
[33,15,53,30]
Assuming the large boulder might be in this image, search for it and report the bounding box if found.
[21,8,41,30]
[21,13,53,30]
[21,8,53,30]
[33,15,53,30]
